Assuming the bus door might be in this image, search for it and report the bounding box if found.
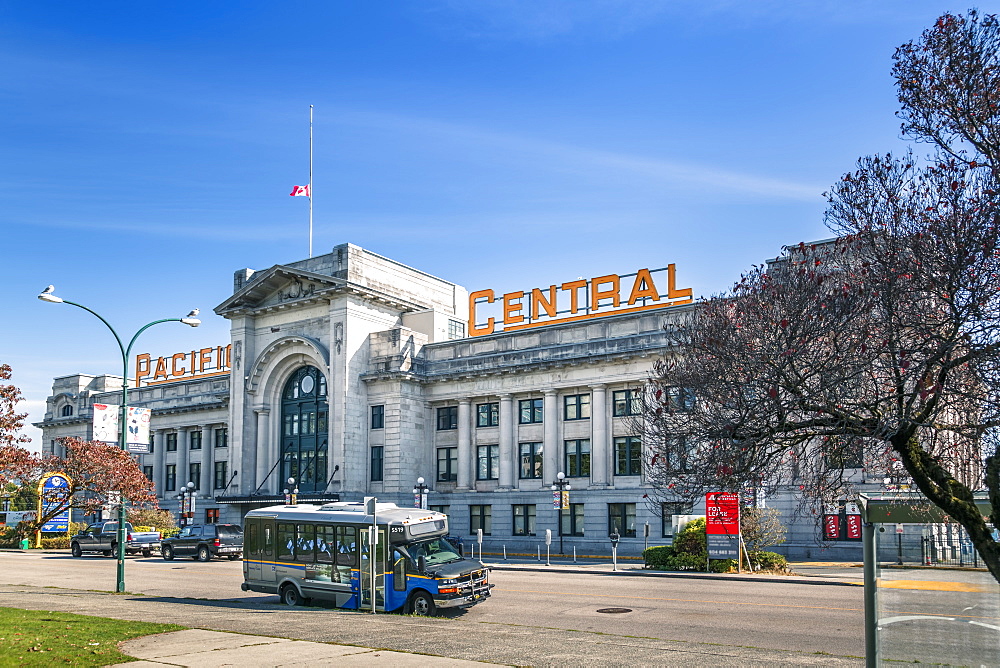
[385,547,410,612]
[359,527,387,611]
[258,520,277,584]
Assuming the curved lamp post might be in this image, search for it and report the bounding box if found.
[39,285,199,593]
[551,471,571,555]
[412,476,429,510]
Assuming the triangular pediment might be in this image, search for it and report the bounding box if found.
[214,265,343,315]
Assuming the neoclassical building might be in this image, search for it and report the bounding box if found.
[36,242,865,558]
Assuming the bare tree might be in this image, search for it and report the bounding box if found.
[641,9,1000,583]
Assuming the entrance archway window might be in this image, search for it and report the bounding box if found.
[281,366,329,493]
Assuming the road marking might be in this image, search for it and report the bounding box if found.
[879,580,988,592]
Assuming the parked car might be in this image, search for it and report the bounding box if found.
[70,522,161,558]
[161,524,243,561]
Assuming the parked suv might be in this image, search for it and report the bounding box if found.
[161,524,243,561]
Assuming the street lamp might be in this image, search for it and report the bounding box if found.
[551,471,571,555]
[38,285,199,593]
[284,477,298,505]
[412,476,429,510]
[176,482,197,527]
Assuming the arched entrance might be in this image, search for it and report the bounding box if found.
[280,366,328,492]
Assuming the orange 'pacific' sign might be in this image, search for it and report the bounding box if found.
[134,345,231,387]
[468,264,693,337]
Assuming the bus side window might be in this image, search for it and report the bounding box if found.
[393,549,407,591]
[277,523,295,561]
[336,526,357,567]
[316,526,335,563]
[296,524,315,563]
[263,522,274,558]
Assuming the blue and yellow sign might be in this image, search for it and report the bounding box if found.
[37,472,71,533]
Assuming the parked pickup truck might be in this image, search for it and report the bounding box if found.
[70,522,161,558]
[161,524,243,561]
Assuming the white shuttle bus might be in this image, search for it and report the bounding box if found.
[241,501,491,615]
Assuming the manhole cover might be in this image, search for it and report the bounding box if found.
[596,607,632,614]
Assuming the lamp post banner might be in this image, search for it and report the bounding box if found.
[125,407,151,453]
[92,404,119,444]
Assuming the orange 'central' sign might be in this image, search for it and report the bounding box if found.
[468,265,693,337]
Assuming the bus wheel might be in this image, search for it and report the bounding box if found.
[281,584,303,606]
[408,591,436,617]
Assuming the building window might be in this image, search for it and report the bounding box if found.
[371,405,385,429]
[165,464,176,492]
[476,402,499,428]
[214,427,228,448]
[61,404,73,417]
[166,433,177,452]
[663,387,696,412]
[448,319,466,340]
[608,503,637,537]
[437,406,458,430]
[188,463,201,490]
[614,436,642,476]
[190,430,202,450]
[655,436,692,472]
[214,461,228,489]
[470,505,492,535]
[563,394,590,421]
[660,502,693,538]
[613,389,641,417]
[519,442,543,479]
[437,447,457,482]
[519,398,543,424]
[429,505,449,515]
[560,503,585,536]
[142,466,153,481]
[206,508,219,524]
[564,439,591,477]
[370,446,384,482]
[477,444,499,480]
[512,504,536,536]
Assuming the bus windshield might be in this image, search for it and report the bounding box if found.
[406,537,463,566]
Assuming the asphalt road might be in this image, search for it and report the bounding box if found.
[0,550,867,666]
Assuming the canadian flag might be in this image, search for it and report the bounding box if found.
[289,185,311,197]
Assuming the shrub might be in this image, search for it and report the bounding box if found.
[643,545,675,569]
[749,550,788,572]
[41,536,71,549]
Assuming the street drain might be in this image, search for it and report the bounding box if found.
[596,607,632,614]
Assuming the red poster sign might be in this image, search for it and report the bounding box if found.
[705,492,740,535]
[845,514,861,540]
[823,514,841,540]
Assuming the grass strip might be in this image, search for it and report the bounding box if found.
[0,606,184,667]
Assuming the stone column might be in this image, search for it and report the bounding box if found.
[201,425,213,496]
[591,384,609,487]
[254,409,270,494]
[153,429,166,499]
[457,400,472,490]
[543,390,559,484]
[177,428,190,490]
[498,394,514,490]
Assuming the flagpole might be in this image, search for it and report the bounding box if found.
[309,104,314,259]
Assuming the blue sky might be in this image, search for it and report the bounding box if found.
[3,0,992,447]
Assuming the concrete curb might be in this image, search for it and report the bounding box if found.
[486,561,863,586]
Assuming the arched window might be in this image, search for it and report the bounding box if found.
[61,404,74,417]
[280,366,328,493]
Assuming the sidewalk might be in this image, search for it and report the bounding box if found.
[111,629,493,667]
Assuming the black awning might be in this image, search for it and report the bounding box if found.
[214,493,341,506]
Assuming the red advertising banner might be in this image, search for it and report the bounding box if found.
[823,514,841,540]
[845,514,861,540]
[705,492,740,535]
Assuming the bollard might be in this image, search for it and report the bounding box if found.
[573,546,577,563]
[503,545,507,561]
[537,546,540,561]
